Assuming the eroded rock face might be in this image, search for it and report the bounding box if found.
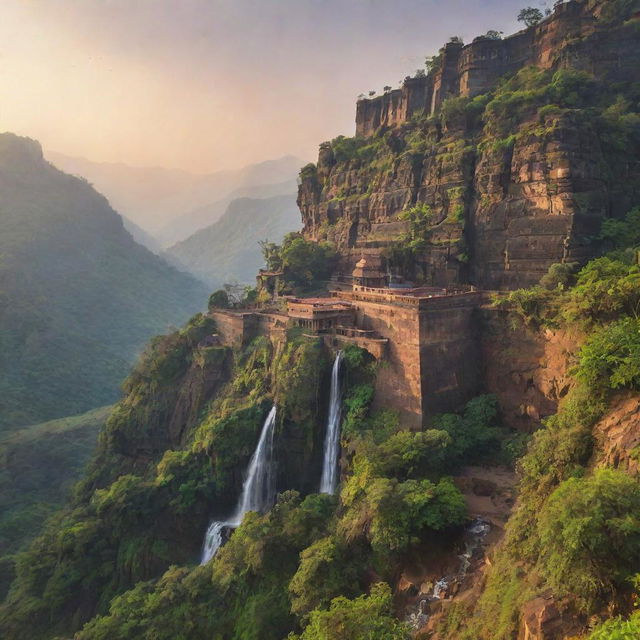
[518,595,582,640]
[481,310,580,430]
[593,392,640,476]
[298,0,640,291]
[354,0,640,137]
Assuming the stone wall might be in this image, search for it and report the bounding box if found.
[209,310,260,348]
[419,295,483,418]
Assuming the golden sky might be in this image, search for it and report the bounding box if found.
[0,0,523,173]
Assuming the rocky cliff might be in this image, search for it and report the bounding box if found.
[298,0,640,290]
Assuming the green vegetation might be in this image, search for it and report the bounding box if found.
[457,206,640,639]
[588,612,640,639]
[0,406,111,598]
[261,232,337,293]
[537,469,640,612]
[517,7,544,27]
[288,583,409,640]
[0,316,509,640]
[0,133,207,432]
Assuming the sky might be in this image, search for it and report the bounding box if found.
[0,0,531,173]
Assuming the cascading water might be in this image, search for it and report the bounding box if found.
[200,405,277,564]
[319,351,344,495]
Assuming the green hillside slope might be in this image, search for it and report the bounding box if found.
[165,193,300,287]
[0,133,208,431]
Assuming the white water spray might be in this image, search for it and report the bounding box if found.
[319,351,344,495]
[200,405,277,564]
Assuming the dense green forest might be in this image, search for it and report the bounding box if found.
[6,224,640,639]
[0,133,208,431]
[0,406,111,597]
[0,306,508,639]
[5,209,637,639]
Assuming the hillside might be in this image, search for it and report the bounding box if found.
[47,151,303,243]
[158,178,298,247]
[165,193,300,287]
[0,407,111,575]
[0,133,208,431]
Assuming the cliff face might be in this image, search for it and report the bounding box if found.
[354,0,636,137]
[298,0,640,290]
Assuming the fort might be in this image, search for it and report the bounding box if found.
[211,0,640,428]
[211,259,485,428]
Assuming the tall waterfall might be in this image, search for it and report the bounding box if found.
[319,351,344,495]
[201,405,277,564]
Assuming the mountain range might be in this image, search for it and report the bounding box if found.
[47,150,303,246]
[165,193,301,288]
[0,133,208,431]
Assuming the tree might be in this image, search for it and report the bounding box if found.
[415,69,426,78]
[425,55,441,74]
[484,30,504,40]
[290,583,410,640]
[208,289,230,310]
[537,469,640,612]
[449,35,464,44]
[600,207,640,250]
[260,239,283,271]
[289,536,363,620]
[261,233,337,292]
[368,90,376,97]
[517,6,544,26]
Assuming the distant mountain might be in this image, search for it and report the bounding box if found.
[157,177,298,246]
[46,151,304,244]
[165,193,301,288]
[0,133,209,431]
[121,215,163,253]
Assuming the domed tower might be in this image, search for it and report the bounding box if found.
[352,256,387,289]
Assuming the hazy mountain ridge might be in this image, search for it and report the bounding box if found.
[165,192,301,287]
[157,177,298,246]
[47,150,304,244]
[0,132,208,431]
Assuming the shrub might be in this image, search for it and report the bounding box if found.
[575,317,640,392]
[290,582,410,640]
[537,469,640,612]
[589,612,640,639]
[289,536,363,620]
[208,289,230,309]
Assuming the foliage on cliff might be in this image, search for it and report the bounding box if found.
[0,305,509,640]
[299,42,640,287]
[261,232,338,293]
[448,207,640,639]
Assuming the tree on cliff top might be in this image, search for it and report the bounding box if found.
[261,232,337,293]
[517,6,544,26]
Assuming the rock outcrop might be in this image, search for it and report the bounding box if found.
[298,0,640,290]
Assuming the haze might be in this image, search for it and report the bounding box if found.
[1,0,525,173]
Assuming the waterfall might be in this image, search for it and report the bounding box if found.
[319,351,344,495]
[201,405,277,564]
